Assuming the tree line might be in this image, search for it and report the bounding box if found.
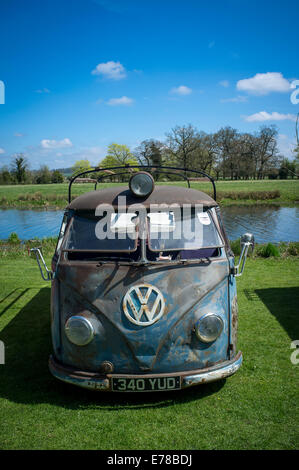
[0,158,65,185]
[88,124,298,181]
[1,123,298,185]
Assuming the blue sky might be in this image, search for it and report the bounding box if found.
[0,0,298,169]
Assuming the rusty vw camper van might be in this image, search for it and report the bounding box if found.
[32,166,253,392]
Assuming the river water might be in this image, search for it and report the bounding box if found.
[0,205,298,243]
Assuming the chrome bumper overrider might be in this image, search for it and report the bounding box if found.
[49,351,243,392]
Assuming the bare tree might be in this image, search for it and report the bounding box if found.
[165,124,199,170]
[191,132,217,173]
[235,133,259,179]
[295,114,299,163]
[290,113,299,177]
[213,127,239,179]
[134,139,164,166]
[255,126,280,179]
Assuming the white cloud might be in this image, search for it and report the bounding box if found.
[244,111,297,122]
[35,88,50,93]
[0,147,5,154]
[14,132,24,137]
[91,61,126,80]
[237,72,292,95]
[219,80,229,87]
[221,95,247,103]
[41,138,73,149]
[106,96,133,106]
[170,85,192,96]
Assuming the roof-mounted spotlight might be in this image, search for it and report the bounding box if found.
[129,172,155,197]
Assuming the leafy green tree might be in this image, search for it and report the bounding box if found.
[99,144,138,182]
[102,144,137,166]
[11,154,28,183]
[72,159,92,177]
[51,170,64,183]
[0,166,13,185]
[35,165,52,184]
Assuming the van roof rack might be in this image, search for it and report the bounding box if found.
[68,165,216,203]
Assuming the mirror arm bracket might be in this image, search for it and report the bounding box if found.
[234,243,250,277]
[30,248,53,281]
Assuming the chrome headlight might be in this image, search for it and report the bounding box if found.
[195,313,224,343]
[129,172,154,197]
[65,316,94,346]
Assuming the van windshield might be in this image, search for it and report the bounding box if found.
[148,208,223,251]
[63,213,138,252]
[62,208,223,258]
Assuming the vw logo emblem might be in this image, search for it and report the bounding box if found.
[123,284,165,326]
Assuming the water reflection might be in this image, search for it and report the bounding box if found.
[0,208,64,240]
[0,206,298,243]
[221,205,299,243]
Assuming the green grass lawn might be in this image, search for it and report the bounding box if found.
[0,254,298,450]
[0,179,298,208]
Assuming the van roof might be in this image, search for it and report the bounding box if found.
[67,185,217,210]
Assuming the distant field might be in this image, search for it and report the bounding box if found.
[0,179,298,208]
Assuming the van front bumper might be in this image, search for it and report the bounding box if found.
[49,351,243,392]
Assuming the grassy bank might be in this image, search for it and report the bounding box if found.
[0,179,298,208]
[0,253,298,449]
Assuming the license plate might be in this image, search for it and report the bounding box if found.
[111,376,181,392]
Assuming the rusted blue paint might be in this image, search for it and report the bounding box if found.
[228,255,238,358]
[49,246,241,381]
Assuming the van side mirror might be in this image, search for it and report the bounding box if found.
[234,233,254,277]
[240,233,255,250]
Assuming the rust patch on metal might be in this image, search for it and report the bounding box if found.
[99,361,114,373]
